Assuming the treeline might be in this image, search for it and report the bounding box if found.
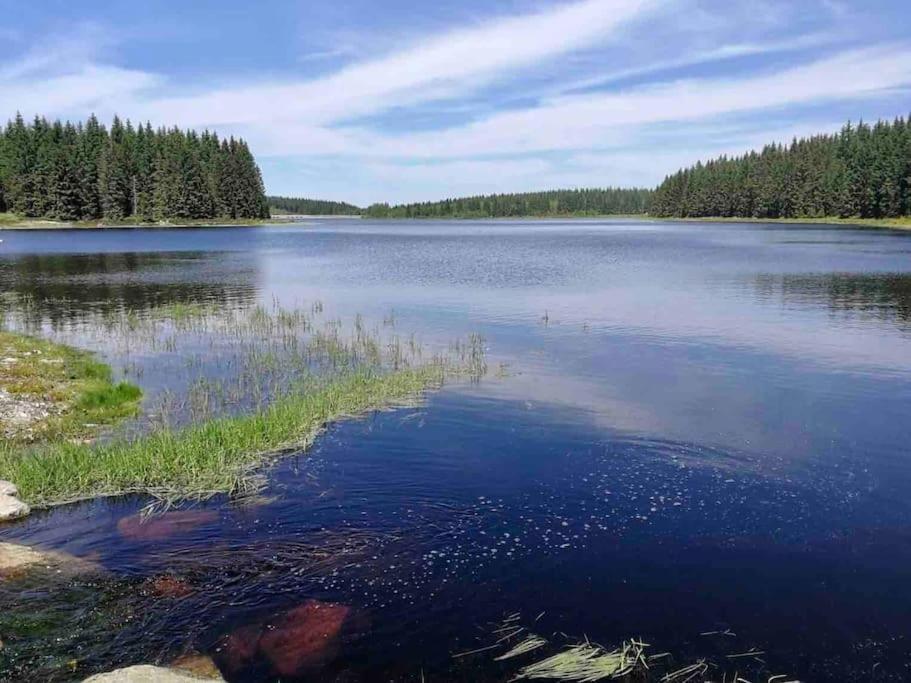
[0,114,269,222]
[651,116,911,219]
[364,187,653,218]
[267,196,362,215]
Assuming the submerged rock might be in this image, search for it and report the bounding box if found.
[117,510,218,541]
[0,541,102,580]
[82,664,225,682]
[0,493,29,521]
[259,600,352,676]
[0,542,44,576]
[217,623,264,676]
[147,575,194,599]
[216,599,355,677]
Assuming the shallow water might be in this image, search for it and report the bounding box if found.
[1,219,911,681]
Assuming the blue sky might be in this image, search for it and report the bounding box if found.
[2,0,910,205]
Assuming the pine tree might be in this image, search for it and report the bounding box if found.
[0,114,268,222]
[651,115,911,220]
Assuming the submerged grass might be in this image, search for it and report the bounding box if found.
[0,365,443,507]
[0,298,484,507]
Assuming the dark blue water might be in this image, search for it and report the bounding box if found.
[2,219,911,681]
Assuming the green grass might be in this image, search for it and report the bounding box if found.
[0,366,443,507]
[0,212,26,227]
[0,331,142,443]
[76,382,143,410]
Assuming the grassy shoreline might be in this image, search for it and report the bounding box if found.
[0,304,462,508]
[0,212,284,230]
[0,331,142,444]
[0,366,442,507]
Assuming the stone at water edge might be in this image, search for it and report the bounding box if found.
[170,653,223,680]
[0,480,18,496]
[0,494,29,521]
[0,541,103,579]
[82,664,225,682]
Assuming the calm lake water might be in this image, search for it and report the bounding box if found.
[1,219,911,681]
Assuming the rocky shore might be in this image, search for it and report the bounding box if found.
[0,379,59,442]
[0,480,29,521]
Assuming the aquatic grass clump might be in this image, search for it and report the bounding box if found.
[76,381,143,410]
[0,365,444,507]
[469,616,791,683]
[513,640,647,681]
[495,635,548,661]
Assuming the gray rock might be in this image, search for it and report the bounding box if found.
[82,664,225,682]
[0,494,29,521]
[0,480,18,496]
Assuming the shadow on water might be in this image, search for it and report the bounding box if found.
[752,271,911,328]
[0,251,258,326]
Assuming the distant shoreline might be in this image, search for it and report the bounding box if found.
[0,216,287,231]
[0,214,370,230]
[1,213,908,231]
[650,215,911,231]
[364,214,911,230]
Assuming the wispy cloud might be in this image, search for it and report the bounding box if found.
[345,45,911,160]
[129,0,658,128]
[0,66,160,117]
[0,23,154,117]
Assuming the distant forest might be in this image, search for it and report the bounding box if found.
[0,114,269,221]
[651,116,911,219]
[267,196,362,215]
[363,188,653,218]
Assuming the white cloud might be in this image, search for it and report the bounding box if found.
[0,66,160,118]
[556,32,838,95]
[324,45,911,160]
[126,0,658,129]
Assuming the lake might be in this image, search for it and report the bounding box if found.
[1,218,911,682]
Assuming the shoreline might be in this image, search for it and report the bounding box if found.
[1,214,909,232]
[649,215,911,231]
[363,214,911,230]
[0,216,284,231]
